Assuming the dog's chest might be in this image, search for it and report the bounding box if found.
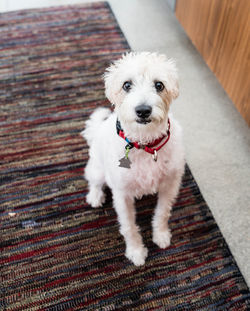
[122,149,169,197]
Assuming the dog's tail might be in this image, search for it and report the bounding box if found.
[81,107,111,146]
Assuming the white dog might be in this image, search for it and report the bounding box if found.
[82,52,185,266]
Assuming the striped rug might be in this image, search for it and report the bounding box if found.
[0,2,249,310]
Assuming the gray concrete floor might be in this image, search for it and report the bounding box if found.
[1,0,249,286]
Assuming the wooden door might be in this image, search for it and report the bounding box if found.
[176,0,250,125]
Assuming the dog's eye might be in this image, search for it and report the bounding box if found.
[155,81,164,92]
[123,81,132,92]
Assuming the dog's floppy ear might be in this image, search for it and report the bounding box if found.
[103,60,120,107]
[164,58,179,100]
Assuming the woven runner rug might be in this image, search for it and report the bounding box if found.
[0,2,249,310]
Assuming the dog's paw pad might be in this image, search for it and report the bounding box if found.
[125,246,148,266]
[153,229,172,249]
[86,188,105,208]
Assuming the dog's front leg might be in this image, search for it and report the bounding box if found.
[112,190,148,266]
[152,171,182,249]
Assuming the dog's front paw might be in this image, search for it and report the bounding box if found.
[86,187,105,208]
[125,246,148,266]
[153,228,172,249]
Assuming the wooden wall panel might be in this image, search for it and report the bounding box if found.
[176,0,250,125]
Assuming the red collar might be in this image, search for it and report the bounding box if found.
[116,119,171,160]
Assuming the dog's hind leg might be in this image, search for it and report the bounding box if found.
[85,159,106,208]
[112,190,148,266]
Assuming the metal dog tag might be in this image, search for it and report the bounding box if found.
[118,145,132,168]
[119,156,132,169]
[152,150,158,161]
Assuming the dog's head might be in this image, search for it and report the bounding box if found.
[104,52,179,140]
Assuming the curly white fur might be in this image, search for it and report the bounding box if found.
[81,52,185,266]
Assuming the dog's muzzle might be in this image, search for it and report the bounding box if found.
[135,104,152,124]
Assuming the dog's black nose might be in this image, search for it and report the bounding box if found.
[135,104,152,119]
